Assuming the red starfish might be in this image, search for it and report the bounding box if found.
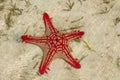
[21,13,84,74]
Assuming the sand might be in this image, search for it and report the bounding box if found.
[0,0,120,80]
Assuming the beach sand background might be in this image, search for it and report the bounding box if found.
[0,0,120,80]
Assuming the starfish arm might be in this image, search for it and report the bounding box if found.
[43,13,59,34]
[21,35,48,44]
[39,47,56,74]
[65,30,84,40]
[62,45,81,68]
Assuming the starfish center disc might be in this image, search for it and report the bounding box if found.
[49,33,63,46]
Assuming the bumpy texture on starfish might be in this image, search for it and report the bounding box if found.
[21,13,84,74]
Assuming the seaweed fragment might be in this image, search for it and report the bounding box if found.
[0,0,5,3]
[33,61,39,69]
[4,2,23,28]
[117,57,120,70]
[113,17,120,25]
[98,7,110,14]
[62,26,82,31]
[71,17,84,23]
[103,0,110,4]
[0,0,5,11]
[70,26,82,29]
[63,0,75,11]
[23,27,29,34]
[9,3,23,16]
[78,0,82,5]
[78,0,86,5]
[82,39,92,50]
[78,55,88,62]
[0,4,4,11]
[117,34,120,37]
[24,0,31,7]
[96,0,115,15]
[4,12,14,27]
[65,65,71,70]
[32,54,39,60]
[68,46,73,52]
[74,38,81,43]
